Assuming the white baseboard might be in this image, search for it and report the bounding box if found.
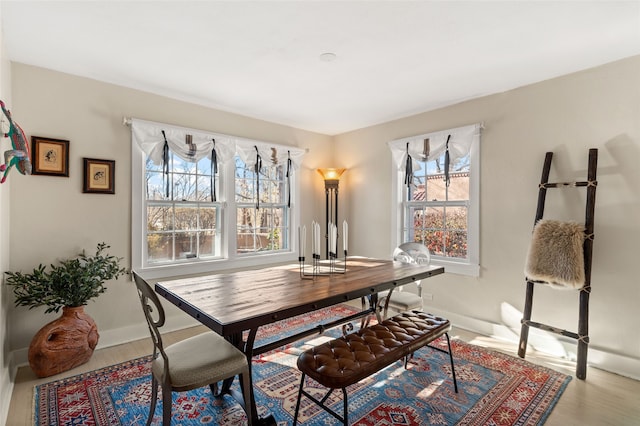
[1,365,14,426]
[9,306,639,382]
[97,313,200,352]
[9,313,199,370]
[429,306,640,381]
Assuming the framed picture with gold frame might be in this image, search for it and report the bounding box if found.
[83,158,115,194]
[31,136,70,177]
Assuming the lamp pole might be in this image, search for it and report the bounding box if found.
[324,178,339,259]
[317,168,346,259]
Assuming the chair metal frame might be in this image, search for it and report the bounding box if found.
[132,271,253,425]
[379,242,430,317]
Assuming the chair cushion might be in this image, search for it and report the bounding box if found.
[152,331,247,390]
[380,290,423,311]
[388,291,423,310]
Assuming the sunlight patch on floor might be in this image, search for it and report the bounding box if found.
[372,380,388,388]
[454,333,577,376]
[417,381,442,398]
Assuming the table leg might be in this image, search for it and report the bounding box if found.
[358,294,383,328]
[359,296,370,328]
[218,332,244,395]
[218,332,274,424]
[226,304,381,424]
[380,288,395,320]
[243,328,278,425]
[372,292,383,323]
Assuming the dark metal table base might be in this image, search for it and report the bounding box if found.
[224,297,380,423]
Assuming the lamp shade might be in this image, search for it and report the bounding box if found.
[317,168,346,181]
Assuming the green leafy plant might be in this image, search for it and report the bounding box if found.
[4,242,127,314]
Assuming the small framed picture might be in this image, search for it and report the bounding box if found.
[83,158,115,194]
[31,136,70,177]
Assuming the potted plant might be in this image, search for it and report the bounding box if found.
[4,242,126,377]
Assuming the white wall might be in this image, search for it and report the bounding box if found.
[6,55,639,382]
[0,5,14,422]
[7,63,332,365]
[335,55,640,378]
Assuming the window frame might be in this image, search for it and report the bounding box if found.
[144,152,223,265]
[234,157,291,256]
[390,125,480,276]
[131,125,301,280]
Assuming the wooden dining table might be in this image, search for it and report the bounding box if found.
[155,257,444,425]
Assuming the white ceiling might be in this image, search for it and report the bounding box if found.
[2,1,639,135]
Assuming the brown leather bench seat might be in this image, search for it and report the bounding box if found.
[293,310,458,425]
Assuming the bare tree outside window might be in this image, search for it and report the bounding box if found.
[235,157,288,254]
[405,153,470,260]
[145,154,219,264]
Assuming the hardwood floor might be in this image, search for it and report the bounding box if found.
[6,325,640,425]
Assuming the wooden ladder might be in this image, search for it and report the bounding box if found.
[518,148,598,380]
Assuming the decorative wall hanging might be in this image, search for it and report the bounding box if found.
[32,136,69,177]
[83,158,115,194]
[0,100,31,183]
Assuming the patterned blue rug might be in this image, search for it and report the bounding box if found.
[34,304,571,425]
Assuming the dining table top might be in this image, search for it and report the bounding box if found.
[155,257,445,337]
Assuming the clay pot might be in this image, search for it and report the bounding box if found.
[28,306,99,378]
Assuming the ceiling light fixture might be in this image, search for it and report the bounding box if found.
[319,52,337,62]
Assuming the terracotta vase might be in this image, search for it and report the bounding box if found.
[28,306,99,378]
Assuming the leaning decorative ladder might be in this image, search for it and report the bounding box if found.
[518,148,598,380]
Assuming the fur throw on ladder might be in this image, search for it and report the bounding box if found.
[525,219,586,290]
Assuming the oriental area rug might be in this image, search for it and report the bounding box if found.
[34,304,571,425]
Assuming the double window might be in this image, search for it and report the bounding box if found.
[389,123,481,276]
[131,119,304,279]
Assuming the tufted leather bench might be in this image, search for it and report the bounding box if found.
[293,310,458,425]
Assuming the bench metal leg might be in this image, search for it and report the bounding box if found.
[445,333,458,393]
[293,373,349,425]
[293,374,304,426]
[423,333,458,393]
[342,388,349,425]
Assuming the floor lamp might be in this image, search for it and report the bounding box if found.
[317,168,346,259]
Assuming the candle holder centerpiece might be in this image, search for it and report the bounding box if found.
[298,220,348,278]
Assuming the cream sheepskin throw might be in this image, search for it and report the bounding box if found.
[525,219,585,290]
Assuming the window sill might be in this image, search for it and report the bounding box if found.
[430,259,479,277]
[138,251,299,280]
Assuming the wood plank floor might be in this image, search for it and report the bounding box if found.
[6,325,640,425]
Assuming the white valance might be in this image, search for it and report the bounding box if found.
[131,118,305,169]
[235,139,306,171]
[131,118,306,205]
[388,123,481,171]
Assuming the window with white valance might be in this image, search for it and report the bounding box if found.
[389,123,481,276]
[130,118,305,278]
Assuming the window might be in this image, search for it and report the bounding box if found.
[131,119,304,279]
[389,123,480,276]
[235,157,289,254]
[145,153,221,264]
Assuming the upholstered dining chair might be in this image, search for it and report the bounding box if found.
[132,272,253,425]
[378,242,430,318]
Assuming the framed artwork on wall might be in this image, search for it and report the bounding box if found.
[83,158,115,194]
[31,136,70,177]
